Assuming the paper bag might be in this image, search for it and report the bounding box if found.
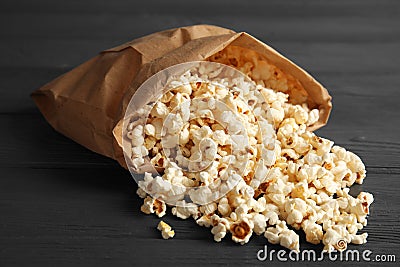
[32,25,332,169]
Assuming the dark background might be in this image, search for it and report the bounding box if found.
[0,0,399,266]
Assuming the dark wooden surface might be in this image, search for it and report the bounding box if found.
[1,0,399,266]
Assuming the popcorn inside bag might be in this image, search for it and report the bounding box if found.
[124,61,373,252]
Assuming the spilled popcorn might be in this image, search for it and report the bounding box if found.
[124,50,373,252]
[157,221,175,239]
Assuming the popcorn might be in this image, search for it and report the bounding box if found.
[172,200,199,219]
[322,227,349,252]
[307,109,319,126]
[302,221,323,244]
[157,221,175,239]
[230,218,254,245]
[127,60,373,252]
[252,213,267,235]
[351,233,368,245]
[200,202,218,215]
[211,222,228,242]
[264,221,299,252]
[144,124,156,137]
[136,187,147,199]
[293,105,309,125]
[150,102,169,119]
[218,197,232,217]
[140,196,167,218]
[196,214,212,228]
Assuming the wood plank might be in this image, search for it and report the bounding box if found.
[1,13,398,41]
[0,168,398,266]
[1,38,399,72]
[2,0,399,18]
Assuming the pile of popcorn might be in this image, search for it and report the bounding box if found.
[125,52,373,252]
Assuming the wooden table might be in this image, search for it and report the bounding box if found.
[1,0,399,266]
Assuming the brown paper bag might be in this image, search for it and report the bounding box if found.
[32,25,332,169]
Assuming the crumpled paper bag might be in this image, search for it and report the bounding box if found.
[32,24,332,169]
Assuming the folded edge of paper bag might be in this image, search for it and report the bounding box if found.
[229,33,332,131]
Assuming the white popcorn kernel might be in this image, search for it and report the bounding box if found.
[264,221,299,251]
[287,209,303,225]
[131,146,143,158]
[196,215,212,228]
[152,176,173,195]
[140,145,149,157]
[264,231,281,245]
[230,218,254,245]
[200,203,218,215]
[230,211,238,221]
[165,113,184,135]
[307,109,319,126]
[293,106,309,125]
[174,84,192,95]
[211,222,228,242]
[269,107,285,124]
[131,124,143,137]
[351,233,368,245]
[261,148,276,167]
[252,213,267,235]
[294,139,312,155]
[320,175,339,195]
[267,193,286,208]
[157,221,175,239]
[234,204,250,220]
[172,201,199,219]
[131,135,145,147]
[212,130,230,146]
[189,186,214,205]
[179,127,190,145]
[200,138,217,161]
[144,124,156,137]
[218,198,232,217]
[240,185,255,200]
[331,145,346,160]
[252,197,267,213]
[264,210,279,226]
[136,187,147,199]
[199,171,212,186]
[336,197,349,210]
[151,102,169,119]
[303,221,323,244]
[322,227,348,252]
[132,157,145,169]
[141,196,166,217]
[281,148,299,160]
[127,122,135,131]
[304,152,323,165]
[280,229,300,252]
[358,192,374,207]
[215,86,229,98]
[151,118,164,139]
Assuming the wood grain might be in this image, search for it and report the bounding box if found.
[0,0,399,266]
